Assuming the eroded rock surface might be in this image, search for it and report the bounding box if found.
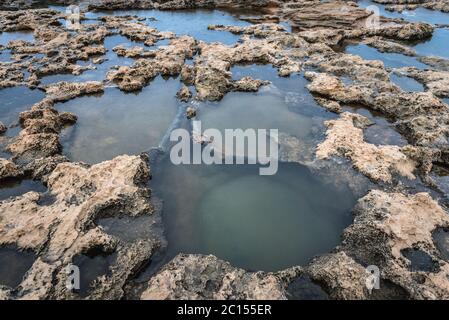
[316,112,417,183]
[141,254,301,300]
[0,155,160,299]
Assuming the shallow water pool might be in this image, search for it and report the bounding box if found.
[152,160,356,271]
[56,76,181,164]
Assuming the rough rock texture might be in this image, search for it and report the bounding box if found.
[176,84,192,102]
[1,0,449,302]
[341,190,449,299]
[316,112,417,182]
[0,158,23,180]
[141,254,301,300]
[396,67,449,98]
[376,0,449,13]
[307,252,369,300]
[0,155,159,299]
[304,67,449,151]
[6,82,103,167]
[107,35,197,91]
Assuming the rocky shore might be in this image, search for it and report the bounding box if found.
[1,0,449,300]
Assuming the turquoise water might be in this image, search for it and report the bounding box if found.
[152,161,356,271]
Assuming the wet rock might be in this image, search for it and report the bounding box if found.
[313,97,342,113]
[7,102,76,163]
[102,16,174,46]
[193,26,303,100]
[141,254,301,300]
[44,81,104,103]
[23,155,69,183]
[107,36,197,91]
[176,84,192,102]
[87,239,157,299]
[113,45,156,59]
[377,0,449,13]
[0,155,158,299]
[286,274,329,300]
[307,252,369,300]
[316,112,416,182]
[186,106,197,119]
[88,0,275,10]
[0,158,23,180]
[397,67,449,98]
[342,190,449,299]
[0,122,7,134]
[433,228,449,261]
[304,64,449,150]
[233,76,270,92]
[418,56,449,71]
[180,64,195,85]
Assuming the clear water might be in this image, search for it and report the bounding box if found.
[152,160,356,271]
[0,86,46,135]
[357,0,449,60]
[357,0,449,25]
[72,251,117,297]
[390,73,424,92]
[0,31,34,46]
[87,9,251,45]
[345,43,428,69]
[0,178,47,201]
[0,246,36,288]
[342,105,408,146]
[413,28,449,59]
[56,76,181,164]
